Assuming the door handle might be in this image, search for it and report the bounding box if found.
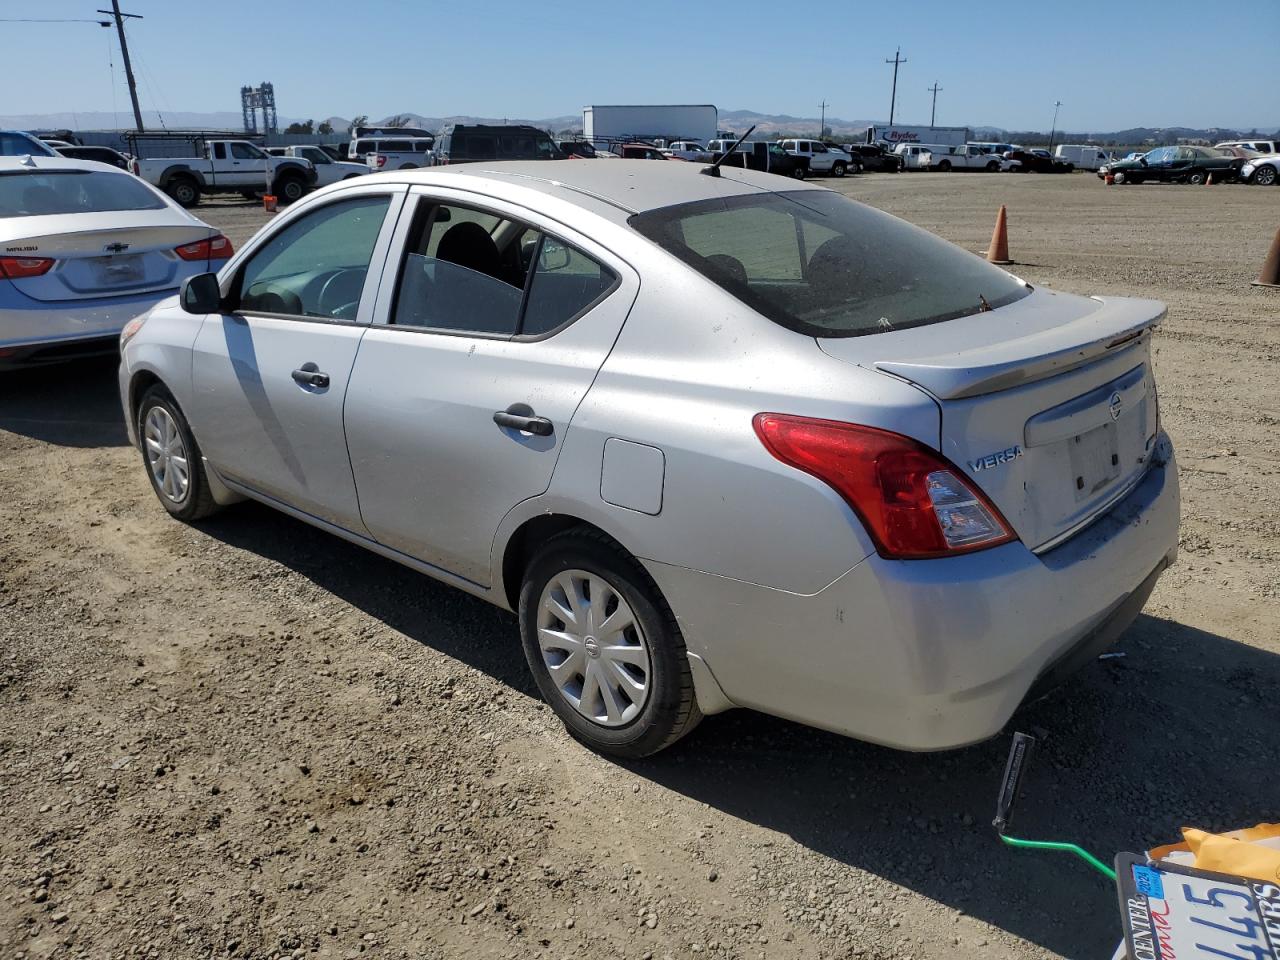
[493,406,553,436]
[291,363,330,389]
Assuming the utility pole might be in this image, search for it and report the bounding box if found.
[885,47,907,127]
[819,100,828,140]
[97,1,144,132]
[1049,100,1063,151]
[927,83,942,129]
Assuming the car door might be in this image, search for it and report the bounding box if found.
[299,147,337,186]
[187,185,406,530]
[343,188,639,586]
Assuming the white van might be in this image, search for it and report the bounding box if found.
[893,144,935,171]
[1054,144,1112,171]
[1215,139,1279,156]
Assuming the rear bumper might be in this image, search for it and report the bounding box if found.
[0,262,224,366]
[645,434,1180,751]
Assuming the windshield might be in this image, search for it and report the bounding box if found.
[0,169,166,218]
[628,190,1030,338]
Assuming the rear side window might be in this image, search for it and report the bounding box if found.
[391,201,615,337]
[0,170,165,218]
[629,190,1030,338]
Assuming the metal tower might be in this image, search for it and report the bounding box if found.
[240,82,278,134]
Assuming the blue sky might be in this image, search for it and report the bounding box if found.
[6,0,1274,131]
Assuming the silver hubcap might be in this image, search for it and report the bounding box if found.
[143,406,190,503]
[1260,168,1276,185]
[537,569,651,727]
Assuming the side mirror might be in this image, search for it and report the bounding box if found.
[539,243,571,272]
[180,272,222,314]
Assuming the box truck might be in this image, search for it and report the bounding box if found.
[1053,144,1113,171]
[867,125,970,148]
[583,105,718,146]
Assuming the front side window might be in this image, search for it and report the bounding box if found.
[812,143,828,154]
[231,142,264,160]
[391,201,615,337]
[629,190,1030,338]
[237,195,390,320]
[301,148,329,164]
[0,169,166,218]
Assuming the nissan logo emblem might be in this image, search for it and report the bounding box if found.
[1108,392,1123,422]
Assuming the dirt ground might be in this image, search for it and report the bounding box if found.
[2,172,1277,960]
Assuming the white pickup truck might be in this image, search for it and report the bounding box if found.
[134,139,316,207]
[661,141,712,162]
[776,139,854,177]
[928,143,1010,172]
[275,145,370,186]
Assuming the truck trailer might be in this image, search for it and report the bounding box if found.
[583,104,718,146]
[865,125,971,148]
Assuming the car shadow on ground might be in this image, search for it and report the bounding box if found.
[0,356,129,447]
[195,501,1280,957]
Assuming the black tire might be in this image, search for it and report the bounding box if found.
[399,162,418,170]
[1253,164,1279,186]
[1187,170,1207,185]
[135,385,220,522]
[986,160,1001,172]
[790,165,806,179]
[831,161,846,178]
[275,173,307,204]
[937,159,951,172]
[518,529,701,758]
[166,177,200,208]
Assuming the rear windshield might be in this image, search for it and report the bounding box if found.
[628,190,1030,337]
[0,169,166,218]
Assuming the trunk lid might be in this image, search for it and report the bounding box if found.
[818,289,1165,551]
[3,212,216,302]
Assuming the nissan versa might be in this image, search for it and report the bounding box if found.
[118,161,1179,758]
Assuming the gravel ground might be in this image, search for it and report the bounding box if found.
[2,172,1277,960]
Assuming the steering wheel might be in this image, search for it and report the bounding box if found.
[317,268,367,320]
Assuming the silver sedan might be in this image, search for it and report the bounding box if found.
[118,161,1179,757]
[1,155,232,368]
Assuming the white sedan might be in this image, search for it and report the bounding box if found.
[0,155,232,368]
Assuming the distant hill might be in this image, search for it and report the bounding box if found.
[4,109,1275,146]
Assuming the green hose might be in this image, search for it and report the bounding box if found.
[999,834,1117,881]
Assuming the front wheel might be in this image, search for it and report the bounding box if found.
[519,531,701,758]
[986,160,1001,172]
[936,160,952,172]
[1187,170,1207,185]
[275,174,307,204]
[136,386,220,521]
[166,178,200,208]
[831,161,846,178]
[1253,164,1279,186]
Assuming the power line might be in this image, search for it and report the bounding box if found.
[0,18,112,24]
[884,47,907,127]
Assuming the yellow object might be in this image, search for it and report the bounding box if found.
[1181,823,1280,883]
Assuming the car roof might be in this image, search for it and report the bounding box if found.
[371,159,825,218]
[0,154,134,173]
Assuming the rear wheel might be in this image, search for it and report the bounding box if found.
[831,161,846,177]
[937,159,952,172]
[519,530,701,758]
[986,160,1001,171]
[166,177,200,208]
[1187,170,1207,185]
[136,386,219,521]
[1254,164,1279,186]
[790,165,806,179]
[399,162,418,170]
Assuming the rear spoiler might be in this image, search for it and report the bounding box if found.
[872,296,1165,400]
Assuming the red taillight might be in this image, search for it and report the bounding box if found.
[753,413,1016,560]
[372,154,387,168]
[0,256,55,279]
[174,235,233,262]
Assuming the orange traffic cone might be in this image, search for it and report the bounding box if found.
[986,205,1012,264]
[1104,173,1115,185]
[1205,172,1214,186]
[1253,228,1280,288]
[263,195,278,212]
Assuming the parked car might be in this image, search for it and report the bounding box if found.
[893,144,935,170]
[618,143,676,160]
[1,154,232,368]
[55,145,135,172]
[1053,144,1113,171]
[132,138,316,207]
[558,140,601,159]
[661,141,713,162]
[1240,153,1280,186]
[1214,139,1279,156]
[352,137,434,168]
[1003,150,1074,173]
[433,124,564,165]
[1098,145,1244,184]
[843,143,902,172]
[117,162,1179,758]
[930,144,1010,172]
[278,145,370,185]
[350,124,433,148]
[710,142,809,179]
[776,139,852,177]
[1,131,58,157]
